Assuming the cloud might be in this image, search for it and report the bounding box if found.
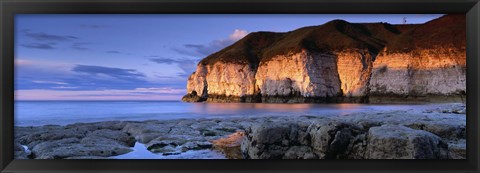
[174,29,249,57]
[106,50,121,54]
[15,59,34,66]
[71,42,91,50]
[176,73,191,78]
[145,55,161,58]
[32,80,68,85]
[229,29,249,40]
[80,24,110,28]
[150,58,185,64]
[149,57,197,74]
[15,87,186,101]
[21,43,55,49]
[23,30,78,41]
[15,58,189,93]
[106,50,134,55]
[51,86,78,89]
[72,65,146,81]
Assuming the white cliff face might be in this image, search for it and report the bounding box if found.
[185,48,466,102]
[255,50,341,97]
[186,64,208,97]
[186,62,256,98]
[205,62,257,97]
[336,50,375,97]
[370,48,466,96]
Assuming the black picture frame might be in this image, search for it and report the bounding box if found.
[1,0,479,172]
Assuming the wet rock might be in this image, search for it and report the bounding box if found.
[182,141,213,151]
[365,125,448,159]
[14,142,30,159]
[134,133,163,144]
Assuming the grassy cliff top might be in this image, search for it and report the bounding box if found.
[199,14,465,66]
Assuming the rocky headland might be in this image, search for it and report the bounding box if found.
[182,14,466,103]
[14,103,466,159]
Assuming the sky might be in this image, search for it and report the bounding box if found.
[14,14,444,101]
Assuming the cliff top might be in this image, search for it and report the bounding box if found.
[199,14,465,66]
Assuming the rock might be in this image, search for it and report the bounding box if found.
[241,121,310,159]
[190,120,218,131]
[14,142,30,159]
[146,137,186,153]
[181,91,207,102]
[448,140,466,159]
[122,122,172,137]
[88,129,136,147]
[283,146,318,159]
[21,127,88,148]
[134,133,163,144]
[66,121,128,131]
[80,136,129,148]
[307,121,364,159]
[365,125,448,159]
[31,137,132,159]
[423,103,467,114]
[65,156,113,159]
[182,141,213,151]
[405,121,465,140]
[211,131,246,159]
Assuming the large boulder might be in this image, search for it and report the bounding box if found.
[241,121,313,159]
[365,125,449,159]
[307,121,364,159]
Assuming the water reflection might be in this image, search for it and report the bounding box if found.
[15,101,445,126]
[188,102,373,118]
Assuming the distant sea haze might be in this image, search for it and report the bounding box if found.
[15,101,451,126]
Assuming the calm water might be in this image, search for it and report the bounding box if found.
[15,101,443,126]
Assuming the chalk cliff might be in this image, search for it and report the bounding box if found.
[182,14,466,103]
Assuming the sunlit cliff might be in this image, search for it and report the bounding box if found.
[182,14,466,103]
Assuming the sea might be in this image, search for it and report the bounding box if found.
[14,101,445,127]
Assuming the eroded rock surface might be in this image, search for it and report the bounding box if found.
[240,108,465,159]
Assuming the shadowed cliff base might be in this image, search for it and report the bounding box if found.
[182,94,465,104]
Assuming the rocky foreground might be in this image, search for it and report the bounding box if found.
[15,104,466,159]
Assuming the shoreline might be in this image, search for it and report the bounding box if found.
[14,103,466,159]
[15,102,464,127]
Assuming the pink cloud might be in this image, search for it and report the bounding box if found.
[15,88,185,101]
